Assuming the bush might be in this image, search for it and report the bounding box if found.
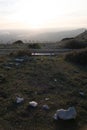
[9,50,31,57]
[13,40,24,45]
[28,43,41,49]
[63,39,87,49]
[65,48,87,65]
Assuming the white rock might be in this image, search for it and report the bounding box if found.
[53,107,77,120]
[29,101,38,107]
[45,98,49,101]
[54,79,57,82]
[79,92,84,96]
[43,105,50,110]
[53,113,58,120]
[16,97,24,104]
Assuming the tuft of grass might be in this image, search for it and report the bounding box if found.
[28,43,41,49]
[9,50,32,57]
[62,39,87,49]
[65,48,87,65]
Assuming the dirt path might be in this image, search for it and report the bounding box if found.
[0,48,73,55]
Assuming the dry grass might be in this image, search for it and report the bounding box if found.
[0,54,87,130]
[65,48,87,65]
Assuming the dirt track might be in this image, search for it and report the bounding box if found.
[0,48,72,55]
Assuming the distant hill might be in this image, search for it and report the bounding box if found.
[0,28,85,44]
[57,30,87,49]
[31,28,85,42]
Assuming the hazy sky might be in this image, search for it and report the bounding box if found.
[0,0,87,30]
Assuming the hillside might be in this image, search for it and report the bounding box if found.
[57,30,87,49]
[75,30,87,41]
[0,28,85,43]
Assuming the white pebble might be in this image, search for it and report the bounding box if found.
[29,101,38,107]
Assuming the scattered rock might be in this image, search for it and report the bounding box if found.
[14,58,24,63]
[53,107,77,120]
[45,98,49,101]
[29,101,38,108]
[16,96,24,104]
[35,91,38,95]
[15,62,20,66]
[79,92,85,97]
[4,65,12,70]
[42,105,50,110]
[73,70,79,73]
[54,79,57,82]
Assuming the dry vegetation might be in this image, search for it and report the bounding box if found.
[61,39,87,49]
[65,48,87,65]
[0,52,87,130]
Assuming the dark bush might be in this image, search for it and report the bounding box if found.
[65,48,87,65]
[62,37,74,41]
[63,39,87,49]
[28,43,41,49]
[13,40,24,45]
[9,50,31,57]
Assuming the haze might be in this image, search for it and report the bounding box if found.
[0,0,87,30]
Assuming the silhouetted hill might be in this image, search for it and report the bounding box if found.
[57,29,87,49]
[75,30,87,41]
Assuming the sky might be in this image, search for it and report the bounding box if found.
[0,0,87,30]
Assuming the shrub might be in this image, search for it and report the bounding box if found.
[65,48,87,65]
[28,43,41,49]
[63,39,87,49]
[9,50,31,57]
[13,40,24,45]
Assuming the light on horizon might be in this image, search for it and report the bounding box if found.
[0,0,87,30]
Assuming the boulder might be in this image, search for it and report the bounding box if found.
[53,107,77,120]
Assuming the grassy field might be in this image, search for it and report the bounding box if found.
[0,53,87,130]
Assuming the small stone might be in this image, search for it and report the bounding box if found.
[16,96,24,104]
[73,70,79,73]
[35,91,38,95]
[43,105,50,110]
[54,79,57,82]
[45,98,49,101]
[29,101,38,107]
[4,66,12,70]
[79,92,85,96]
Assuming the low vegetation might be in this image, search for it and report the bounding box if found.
[0,52,87,130]
[28,43,41,49]
[62,39,87,49]
[13,40,24,45]
[65,48,87,65]
[9,50,32,57]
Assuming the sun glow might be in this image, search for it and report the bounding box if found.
[0,0,87,29]
[12,0,67,29]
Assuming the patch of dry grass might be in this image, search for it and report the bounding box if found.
[0,54,87,130]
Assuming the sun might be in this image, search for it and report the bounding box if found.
[14,0,59,29]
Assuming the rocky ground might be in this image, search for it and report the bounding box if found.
[0,51,87,130]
